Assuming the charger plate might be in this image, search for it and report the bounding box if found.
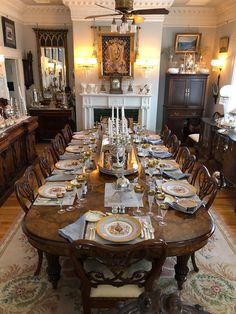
[162,181,196,197]
[158,161,178,171]
[55,159,81,170]
[38,183,67,198]
[96,215,141,243]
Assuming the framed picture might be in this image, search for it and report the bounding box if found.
[175,33,201,54]
[1,17,16,49]
[98,32,134,78]
[219,36,229,53]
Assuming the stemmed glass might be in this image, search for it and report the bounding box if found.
[133,184,145,216]
[65,184,76,212]
[147,189,155,216]
[56,192,66,214]
[156,202,168,226]
[74,183,83,209]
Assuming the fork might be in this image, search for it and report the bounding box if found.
[89,225,96,240]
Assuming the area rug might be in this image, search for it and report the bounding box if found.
[0,211,235,314]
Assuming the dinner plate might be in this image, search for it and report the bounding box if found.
[96,215,141,242]
[151,145,168,152]
[65,145,84,154]
[157,161,178,171]
[55,159,81,170]
[162,181,196,197]
[38,183,67,198]
[72,134,87,140]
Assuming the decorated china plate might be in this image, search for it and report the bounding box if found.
[55,159,81,170]
[157,161,178,171]
[161,181,196,197]
[72,134,87,140]
[65,145,84,154]
[38,183,67,198]
[96,215,141,242]
[151,145,168,152]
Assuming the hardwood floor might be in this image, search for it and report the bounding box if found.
[0,143,236,243]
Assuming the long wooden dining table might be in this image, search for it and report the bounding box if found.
[22,147,215,291]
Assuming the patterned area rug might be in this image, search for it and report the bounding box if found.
[0,211,235,314]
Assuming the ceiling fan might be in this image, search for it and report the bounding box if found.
[85,0,169,24]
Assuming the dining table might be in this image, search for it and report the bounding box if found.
[21,131,215,291]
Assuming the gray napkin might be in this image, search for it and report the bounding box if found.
[163,169,190,180]
[45,173,75,182]
[58,215,86,242]
[147,139,163,145]
[151,151,172,159]
[165,195,204,215]
[59,153,81,160]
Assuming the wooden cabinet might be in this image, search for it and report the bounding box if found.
[199,118,236,186]
[163,74,208,141]
[29,108,75,141]
[0,117,38,204]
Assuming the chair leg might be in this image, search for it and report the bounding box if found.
[34,249,43,276]
[191,252,199,273]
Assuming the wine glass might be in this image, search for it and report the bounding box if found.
[65,185,76,212]
[74,183,82,209]
[156,202,168,226]
[56,192,66,214]
[133,184,145,216]
[147,189,155,216]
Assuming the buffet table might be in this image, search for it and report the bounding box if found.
[0,116,38,204]
[22,130,214,290]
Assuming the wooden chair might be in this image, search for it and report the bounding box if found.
[70,239,167,314]
[176,146,196,179]
[162,128,171,146]
[167,134,181,159]
[190,164,218,272]
[15,165,43,276]
[39,146,57,178]
[51,133,66,160]
[62,123,73,144]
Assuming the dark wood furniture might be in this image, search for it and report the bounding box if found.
[22,165,215,291]
[70,239,167,313]
[29,108,74,141]
[199,117,236,186]
[0,117,38,205]
[176,146,196,176]
[163,74,208,142]
[15,165,43,276]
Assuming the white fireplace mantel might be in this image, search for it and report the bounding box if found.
[80,93,152,129]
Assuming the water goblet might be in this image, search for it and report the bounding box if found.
[56,192,66,214]
[132,184,145,216]
[156,202,168,226]
[65,185,76,212]
[147,189,155,216]
[74,183,82,209]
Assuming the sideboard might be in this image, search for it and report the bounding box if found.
[80,93,151,130]
[0,117,38,204]
[199,117,236,186]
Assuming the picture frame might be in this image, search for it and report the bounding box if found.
[1,17,16,49]
[175,33,201,54]
[219,36,229,53]
[98,32,134,79]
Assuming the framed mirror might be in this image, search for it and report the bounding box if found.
[33,29,69,92]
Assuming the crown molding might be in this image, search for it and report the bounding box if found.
[0,0,26,22]
[216,2,236,26]
[164,6,217,27]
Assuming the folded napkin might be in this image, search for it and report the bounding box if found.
[162,169,190,180]
[45,173,75,182]
[58,215,86,242]
[151,151,172,159]
[146,138,163,145]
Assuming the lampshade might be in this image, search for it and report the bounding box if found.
[211,59,224,68]
[0,55,5,62]
[111,18,117,32]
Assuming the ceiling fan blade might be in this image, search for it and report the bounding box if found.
[95,3,116,12]
[85,13,121,19]
[131,8,169,15]
[128,15,145,23]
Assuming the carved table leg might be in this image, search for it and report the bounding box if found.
[45,253,61,289]
[174,254,191,290]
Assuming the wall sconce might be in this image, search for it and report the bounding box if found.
[0,55,5,79]
[211,58,225,104]
[75,57,97,76]
[135,59,158,77]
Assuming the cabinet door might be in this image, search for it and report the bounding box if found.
[168,78,187,107]
[188,78,206,107]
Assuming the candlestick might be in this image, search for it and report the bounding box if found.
[112,106,114,122]
[121,106,125,120]
[116,117,119,135]
[116,106,119,120]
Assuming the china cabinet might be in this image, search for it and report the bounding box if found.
[163,73,208,141]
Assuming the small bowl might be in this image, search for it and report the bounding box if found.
[66,185,74,192]
[56,192,65,198]
[168,68,179,74]
[76,174,86,182]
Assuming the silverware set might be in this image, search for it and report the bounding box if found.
[140,221,155,240]
[88,224,96,240]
